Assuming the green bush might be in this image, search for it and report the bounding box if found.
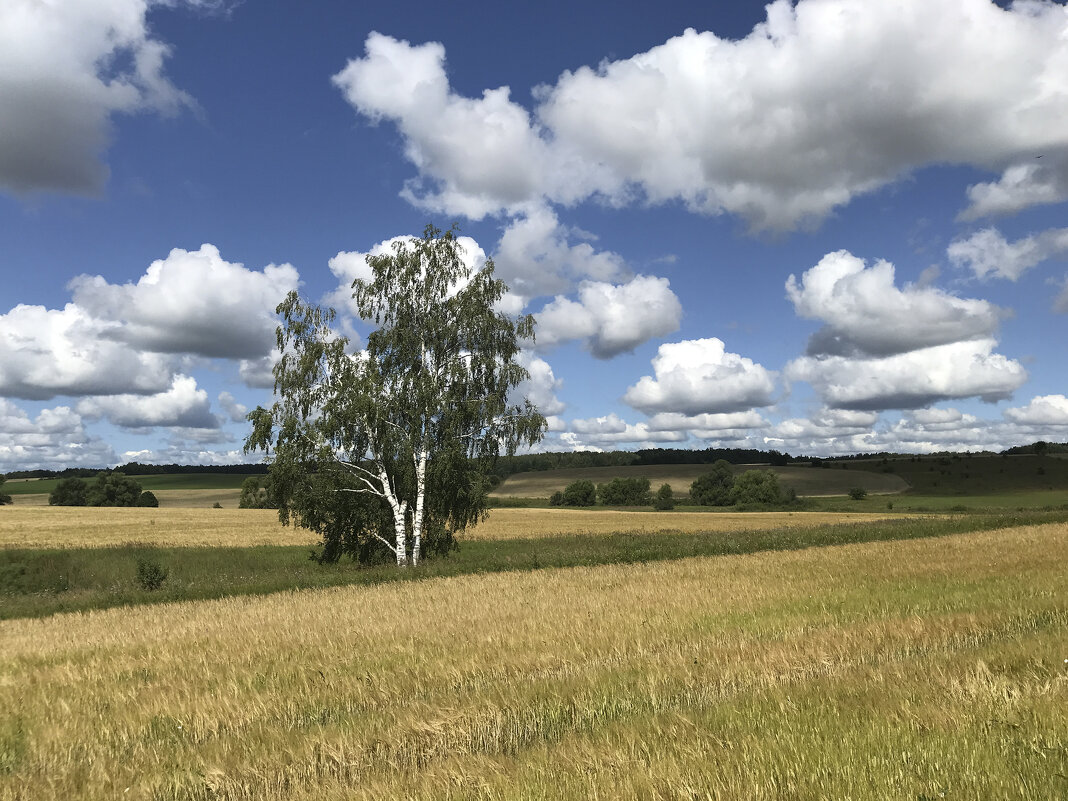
[49,477,88,506]
[548,491,564,507]
[238,475,276,509]
[848,487,868,500]
[135,558,168,591]
[597,476,651,506]
[561,480,596,507]
[731,469,782,505]
[85,472,143,507]
[690,460,735,506]
[653,483,674,511]
[135,491,159,507]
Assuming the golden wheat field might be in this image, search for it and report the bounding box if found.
[1,523,1065,800]
[0,506,904,549]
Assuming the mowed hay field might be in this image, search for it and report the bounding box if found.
[1,523,1065,800]
[0,506,905,549]
[493,463,909,498]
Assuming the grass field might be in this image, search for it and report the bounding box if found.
[835,452,1068,495]
[1,522,1065,800]
[0,507,908,549]
[2,472,262,496]
[493,463,908,498]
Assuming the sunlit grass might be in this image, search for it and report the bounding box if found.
[0,506,906,549]
[1,523,1065,800]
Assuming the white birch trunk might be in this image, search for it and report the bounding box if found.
[412,449,427,566]
[377,465,409,567]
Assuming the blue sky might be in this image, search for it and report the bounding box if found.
[3,0,1068,470]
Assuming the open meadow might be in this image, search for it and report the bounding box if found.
[1,521,1066,800]
[492,463,908,498]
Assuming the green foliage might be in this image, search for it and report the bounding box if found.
[84,472,143,507]
[653,483,674,511]
[690,460,735,506]
[561,480,597,507]
[135,558,168,591]
[597,476,651,506]
[212,502,223,509]
[238,475,276,509]
[0,475,10,506]
[246,224,545,566]
[135,491,159,508]
[548,491,564,507]
[848,487,868,500]
[731,470,783,505]
[49,477,88,506]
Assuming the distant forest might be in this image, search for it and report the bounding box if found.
[4,442,1064,480]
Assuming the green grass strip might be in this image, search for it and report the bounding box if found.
[2,510,1066,621]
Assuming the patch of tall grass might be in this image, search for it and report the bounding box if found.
[3,510,1066,620]
[1,523,1065,799]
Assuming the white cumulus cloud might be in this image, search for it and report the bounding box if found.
[69,244,299,359]
[786,339,1027,411]
[0,400,116,471]
[1004,394,1068,427]
[336,2,1068,231]
[76,375,218,429]
[534,275,681,358]
[960,159,1068,220]
[786,250,1003,357]
[624,338,776,415]
[948,226,1068,281]
[0,0,195,194]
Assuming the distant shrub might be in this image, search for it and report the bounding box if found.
[548,491,564,507]
[212,501,224,509]
[848,487,868,500]
[653,483,674,511]
[49,477,88,506]
[597,477,651,506]
[136,558,168,591]
[85,472,143,507]
[135,491,159,507]
[690,461,735,506]
[561,480,596,507]
[731,470,782,505]
[238,475,277,509]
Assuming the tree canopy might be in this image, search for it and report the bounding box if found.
[247,225,545,566]
[690,460,736,506]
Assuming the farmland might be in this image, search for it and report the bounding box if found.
[2,521,1066,800]
[492,462,908,498]
[3,461,1067,798]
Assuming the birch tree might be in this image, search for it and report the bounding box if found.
[246,225,545,567]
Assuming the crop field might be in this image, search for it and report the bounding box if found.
[493,463,908,498]
[0,506,909,549]
[1,522,1065,800]
[2,473,264,497]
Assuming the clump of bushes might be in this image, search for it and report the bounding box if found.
[690,460,735,506]
[238,475,277,509]
[135,491,159,507]
[848,487,868,500]
[597,477,651,506]
[49,472,145,507]
[653,483,675,511]
[556,480,596,507]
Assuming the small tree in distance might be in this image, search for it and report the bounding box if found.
[0,475,11,505]
[690,460,735,506]
[731,470,782,506]
[654,483,674,511]
[560,480,596,507]
[247,225,545,567]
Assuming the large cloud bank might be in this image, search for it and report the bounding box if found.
[334,1,1068,230]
